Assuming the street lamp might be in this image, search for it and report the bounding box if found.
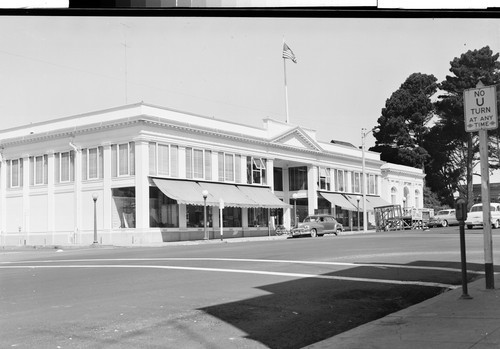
[92,192,99,244]
[361,127,379,232]
[292,193,298,228]
[202,189,209,240]
[356,195,361,231]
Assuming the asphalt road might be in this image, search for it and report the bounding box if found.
[1,227,499,349]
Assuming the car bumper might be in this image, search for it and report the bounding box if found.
[290,228,310,236]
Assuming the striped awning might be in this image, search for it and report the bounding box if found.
[238,185,290,208]
[152,178,205,205]
[319,192,357,211]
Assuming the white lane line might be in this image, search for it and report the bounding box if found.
[0,257,485,275]
[0,264,460,289]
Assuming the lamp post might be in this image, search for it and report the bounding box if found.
[202,190,209,240]
[92,192,99,244]
[361,127,379,232]
[356,195,361,231]
[292,193,298,228]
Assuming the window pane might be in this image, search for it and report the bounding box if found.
[61,152,70,182]
[129,142,135,175]
[35,156,43,184]
[193,149,204,178]
[88,148,98,179]
[149,142,156,175]
[224,154,234,182]
[218,153,224,181]
[82,148,87,180]
[185,147,192,179]
[11,159,19,187]
[158,144,169,175]
[205,150,212,180]
[171,146,178,177]
[119,144,129,176]
[235,155,241,183]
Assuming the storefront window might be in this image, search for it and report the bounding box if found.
[248,207,268,227]
[149,187,179,228]
[186,204,212,228]
[112,187,136,228]
[222,207,242,227]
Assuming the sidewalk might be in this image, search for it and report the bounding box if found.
[306,274,500,349]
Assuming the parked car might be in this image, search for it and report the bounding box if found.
[290,214,341,238]
[465,203,500,229]
[428,209,458,228]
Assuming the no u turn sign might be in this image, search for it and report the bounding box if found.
[463,85,498,132]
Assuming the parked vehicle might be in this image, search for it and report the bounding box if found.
[290,214,341,238]
[428,209,458,228]
[465,203,500,229]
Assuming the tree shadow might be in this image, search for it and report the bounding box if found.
[200,261,494,349]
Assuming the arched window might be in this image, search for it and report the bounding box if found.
[415,189,420,209]
[403,187,410,208]
[391,187,397,204]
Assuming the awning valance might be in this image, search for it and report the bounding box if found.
[197,182,258,207]
[319,192,357,211]
[237,185,290,208]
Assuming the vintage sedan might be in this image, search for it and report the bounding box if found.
[290,214,341,238]
[428,209,458,228]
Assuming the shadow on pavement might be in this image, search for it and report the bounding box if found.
[200,261,495,349]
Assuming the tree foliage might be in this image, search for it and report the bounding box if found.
[371,46,500,208]
[371,73,438,168]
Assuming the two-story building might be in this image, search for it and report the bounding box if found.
[0,103,424,246]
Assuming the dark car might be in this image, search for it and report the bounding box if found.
[290,214,341,238]
[428,209,458,227]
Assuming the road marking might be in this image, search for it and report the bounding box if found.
[0,257,486,275]
[0,264,460,289]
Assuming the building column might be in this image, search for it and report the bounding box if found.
[22,157,30,235]
[283,166,291,228]
[307,165,318,215]
[266,159,274,190]
[47,152,55,243]
[102,144,112,233]
[0,158,6,238]
[73,147,82,243]
[134,140,150,232]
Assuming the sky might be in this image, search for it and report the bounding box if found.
[1,15,500,150]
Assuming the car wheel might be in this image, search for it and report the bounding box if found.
[310,229,317,238]
[441,220,448,227]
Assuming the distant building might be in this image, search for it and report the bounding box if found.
[0,103,424,246]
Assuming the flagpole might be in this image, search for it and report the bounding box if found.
[283,55,290,124]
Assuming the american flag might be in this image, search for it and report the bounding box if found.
[282,42,297,63]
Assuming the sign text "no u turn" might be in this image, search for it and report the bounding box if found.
[463,85,498,132]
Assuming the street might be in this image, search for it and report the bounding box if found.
[1,228,499,349]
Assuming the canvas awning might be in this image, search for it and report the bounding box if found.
[319,192,357,211]
[197,182,259,208]
[152,178,206,205]
[237,185,290,208]
[343,194,391,211]
[366,196,391,209]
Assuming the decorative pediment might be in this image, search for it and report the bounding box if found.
[270,127,323,152]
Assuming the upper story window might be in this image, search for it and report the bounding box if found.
[111,142,135,177]
[289,166,308,191]
[55,151,75,183]
[82,147,103,181]
[351,171,361,193]
[317,167,330,191]
[333,169,346,192]
[186,147,207,180]
[367,174,378,195]
[8,159,23,188]
[149,142,178,178]
[247,157,267,185]
[218,152,235,182]
[30,155,48,186]
[273,167,283,191]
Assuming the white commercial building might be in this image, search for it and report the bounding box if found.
[0,103,424,246]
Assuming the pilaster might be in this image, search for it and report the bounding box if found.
[307,165,318,215]
[134,140,150,231]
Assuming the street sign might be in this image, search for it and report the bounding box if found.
[463,85,498,132]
